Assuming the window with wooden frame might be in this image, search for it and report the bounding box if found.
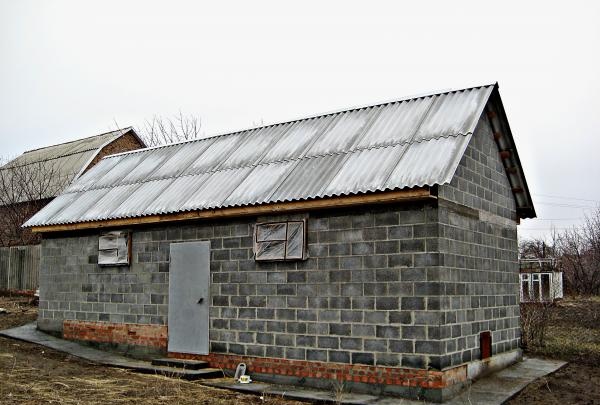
[254,220,307,261]
[98,230,131,266]
[520,272,563,302]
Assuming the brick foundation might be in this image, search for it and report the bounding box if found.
[169,352,467,389]
[63,320,167,349]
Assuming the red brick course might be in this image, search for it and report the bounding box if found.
[169,352,468,389]
[61,319,467,389]
[63,320,167,349]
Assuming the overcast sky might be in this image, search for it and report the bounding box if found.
[1,0,599,240]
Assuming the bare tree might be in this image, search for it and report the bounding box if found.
[136,111,202,147]
[0,157,61,246]
[556,209,600,295]
[519,237,558,260]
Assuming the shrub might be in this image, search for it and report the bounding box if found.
[520,302,553,348]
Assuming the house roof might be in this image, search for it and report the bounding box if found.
[1,128,140,203]
[24,83,535,229]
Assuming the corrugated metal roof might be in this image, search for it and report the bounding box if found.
[1,128,137,201]
[25,84,507,227]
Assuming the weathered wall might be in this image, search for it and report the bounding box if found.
[39,202,452,370]
[436,113,520,370]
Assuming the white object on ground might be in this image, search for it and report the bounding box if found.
[238,375,252,384]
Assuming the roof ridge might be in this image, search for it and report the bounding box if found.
[22,127,132,155]
[102,83,497,160]
[1,146,114,171]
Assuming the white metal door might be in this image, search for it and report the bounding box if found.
[168,241,210,354]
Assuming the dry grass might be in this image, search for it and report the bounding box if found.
[0,296,304,405]
[525,296,600,365]
[508,296,600,405]
[0,356,307,405]
[533,325,600,363]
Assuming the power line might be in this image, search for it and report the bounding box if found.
[535,202,597,209]
[532,193,600,204]
[519,228,573,231]
[524,218,581,221]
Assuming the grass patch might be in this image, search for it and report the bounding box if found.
[524,297,600,365]
[529,325,600,364]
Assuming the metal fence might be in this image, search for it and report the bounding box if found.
[0,245,40,291]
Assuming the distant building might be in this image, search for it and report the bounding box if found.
[0,128,144,246]
[26,83,536,402]
[519,258,563,302]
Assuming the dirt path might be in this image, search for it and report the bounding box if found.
[508,363,600,405]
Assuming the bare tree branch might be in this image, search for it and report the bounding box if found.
[135,111,202,147]
[0,156,61,246]
[521,208,600,295]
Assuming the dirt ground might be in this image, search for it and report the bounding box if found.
[1,294,599,404]
[0,295,303,405]
[507,296,600,405]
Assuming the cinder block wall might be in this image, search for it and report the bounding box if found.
[40,202,450,369]
[38,233,170,331]
[208,204,442,369]
[436,114,520,369]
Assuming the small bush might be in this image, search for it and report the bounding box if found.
[520,302,553,348]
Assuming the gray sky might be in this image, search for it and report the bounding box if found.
[1,0,599,240]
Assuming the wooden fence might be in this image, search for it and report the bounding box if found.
[0,245,40,291]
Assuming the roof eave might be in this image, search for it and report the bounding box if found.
[27,187,435,233]
[486,85,537,220]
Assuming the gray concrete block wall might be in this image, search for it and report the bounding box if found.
[38,233,169,332]
[436,114,520,369]
[38,203,448,369]
[206,205,443,370]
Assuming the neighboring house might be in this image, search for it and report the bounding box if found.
[0,128,145,247]
[25,83,535,402]
[519,258,563,302]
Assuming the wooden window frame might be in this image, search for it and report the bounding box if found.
[98,230,132,266]
[520,272,559,303]
[254,220,307,261]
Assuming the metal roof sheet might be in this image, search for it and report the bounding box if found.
[323,144,409,196]
[269,153,348,202]
[25,84,522,227]
[355,96,434,149]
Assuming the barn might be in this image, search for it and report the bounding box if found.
[24,83,535,401]
[0,127,144,247]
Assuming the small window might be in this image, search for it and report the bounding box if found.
[98,230,131,266]
[254,220,306,261]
